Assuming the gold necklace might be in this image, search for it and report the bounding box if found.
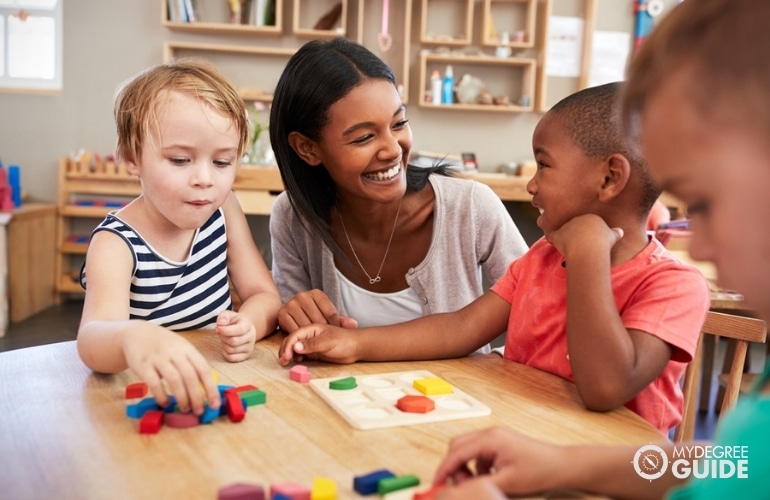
[338,196,403,285]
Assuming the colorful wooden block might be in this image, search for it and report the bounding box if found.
[199,403,220,424]
[412,484,445,500]
[413,377,453,396]
[353,469,395,496]
[139,409,164,434]
[237,389,266,407]
[329,376,357,391]
[217,482,265,500]
[165,412,200,429]
[289,365,312,383]
[126,397,161,419]
[378,474,420,496]
[270,481,310,500]
[395,395,435,414]
[124,382,147,399]
[310,476,336,500]
[225,391,246,423]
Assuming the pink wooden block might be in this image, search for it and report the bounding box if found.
[270,482,310,500]
[165,412,200,429]
[289,365,312,383]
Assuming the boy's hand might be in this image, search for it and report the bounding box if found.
[277,324,360,365]
[215,310,257,362]
[546,214,623,258]
[433,426,565,497]
[278,289,359,332]
[122,327,220,415]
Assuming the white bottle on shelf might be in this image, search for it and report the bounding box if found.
[430,71,442,105]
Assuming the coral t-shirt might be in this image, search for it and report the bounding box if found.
[492,237,710,433]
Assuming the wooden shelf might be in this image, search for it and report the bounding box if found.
[418,52,536,111]
[420,0,474,46]
[161,0,284,35]
[292,0,347,38]
[482,0,537,49]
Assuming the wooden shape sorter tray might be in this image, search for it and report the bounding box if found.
[308,370,491,430]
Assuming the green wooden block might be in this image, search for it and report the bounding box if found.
[329,376,357,390]
[240,389,266,406]
[378,474,420,495]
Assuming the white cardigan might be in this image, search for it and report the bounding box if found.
[269,174,528,318]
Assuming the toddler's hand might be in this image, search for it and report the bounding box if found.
[122,327,220,415]
[215,310,257,362]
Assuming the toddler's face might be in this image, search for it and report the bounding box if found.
[132,91,240,231]
[641,70,770,318]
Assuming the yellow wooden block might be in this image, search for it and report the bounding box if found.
[413,377,453,395]
[311,476,336,500]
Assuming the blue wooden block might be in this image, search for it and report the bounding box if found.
[199,403,220,424]
[126,397,160,419]
[353,469,395,496]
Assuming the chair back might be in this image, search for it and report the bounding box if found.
[674,311,766,442]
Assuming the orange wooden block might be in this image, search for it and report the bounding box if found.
[396,395,435,413]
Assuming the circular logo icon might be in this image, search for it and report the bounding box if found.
[632,444,669,481]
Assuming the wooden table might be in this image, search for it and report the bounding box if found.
[0,333,663,499]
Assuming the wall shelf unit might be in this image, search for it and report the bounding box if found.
[292,0,348,38]
[54,155,141,302]
[162,0,284,35]
[418,52,535,112]
[482,0,537,49]
[420,0,474,46]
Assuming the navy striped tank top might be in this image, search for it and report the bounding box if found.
[81,208,232,330]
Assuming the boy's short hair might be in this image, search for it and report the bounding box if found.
[622,0,770,139]
[550,82,660,215]
[113,58,249,164]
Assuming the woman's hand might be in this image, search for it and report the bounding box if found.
[277,289,358,333]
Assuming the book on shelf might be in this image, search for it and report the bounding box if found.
[244,0,275,26]
[167,0,196,23]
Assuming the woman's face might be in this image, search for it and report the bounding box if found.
[313,79,412,204]
[640,69,770,318]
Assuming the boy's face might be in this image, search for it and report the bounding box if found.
[528,112,604,235]
[641,69,770,317]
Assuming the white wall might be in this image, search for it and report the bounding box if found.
[0,0,676,212]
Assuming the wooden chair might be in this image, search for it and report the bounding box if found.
[674,311,767,442]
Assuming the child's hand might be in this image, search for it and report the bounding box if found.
[277,324,359,366]
[433,426,565,497]
[546,214,623,259]
[215,310,257,362]
[122,327,220,415]
[278,289,359,332]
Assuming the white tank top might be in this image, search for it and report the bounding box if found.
[336,269,422,328]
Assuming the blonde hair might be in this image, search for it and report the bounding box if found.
[622,0,770,138]
[113,58,249,164]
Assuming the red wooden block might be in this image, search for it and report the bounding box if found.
[125,382,148,399]
[225,384,259,394]
[413,484,445,499]
[396,395,435,413]
[217,482,265,500]
[225,390,246,423]
[139,409,164,434]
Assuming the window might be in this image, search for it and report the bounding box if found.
[0,0,62,93]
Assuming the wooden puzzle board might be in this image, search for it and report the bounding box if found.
[309,370,491,430]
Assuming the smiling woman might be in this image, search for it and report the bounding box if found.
[268,38,528,342]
